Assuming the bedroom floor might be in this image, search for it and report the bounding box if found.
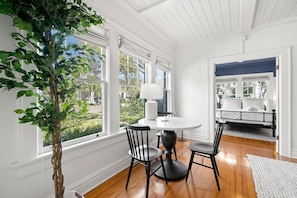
[223,123,276,142]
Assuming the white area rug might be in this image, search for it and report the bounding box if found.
[224,124,275,142]
[247,155,297,198]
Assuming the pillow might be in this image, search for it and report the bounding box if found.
[248,107,258,111]
[221,98,242,109]
[242,98,265,111]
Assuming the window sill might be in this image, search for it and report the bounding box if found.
[10,132,127,178]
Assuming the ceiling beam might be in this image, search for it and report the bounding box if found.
[139,0,169,13]
[139,0,179,16]
[240,0,258,32]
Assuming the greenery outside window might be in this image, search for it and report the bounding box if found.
[43,35,106,148]
[119,51,146,127]
[243,80,267,98]
[155,57,171,113]
[242,80,268,109]
[216,82,236,108]
[243,82,253,97]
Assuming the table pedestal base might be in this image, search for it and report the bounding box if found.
[152,160,188,180]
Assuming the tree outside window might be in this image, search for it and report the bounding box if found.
[156,68,169,112]
[216,82,236,108]
[243,81,267,98]
[243,82,253,97]
[43,36,105,147]
[119,52,146,126]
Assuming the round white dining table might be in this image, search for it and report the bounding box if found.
[138,117,202,180]
[138,117,201,131]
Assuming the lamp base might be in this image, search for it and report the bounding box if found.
[145,101,157,120]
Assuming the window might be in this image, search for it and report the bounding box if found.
[216,82,236,108]
[242,80,268,109]
[118,36,151,127]
[119,52,146,126]
[243,82,253,97]
[43,32,108,148]
[155,57,171,113]
[243,80,268,98]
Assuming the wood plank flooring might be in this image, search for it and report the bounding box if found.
[85,135,297,198]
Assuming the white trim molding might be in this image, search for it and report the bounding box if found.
[208,47,292,157]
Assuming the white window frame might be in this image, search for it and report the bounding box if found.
[41,27,109,153]
[216,72,273,110]
[155,56,172,113]
[118,36,151,129]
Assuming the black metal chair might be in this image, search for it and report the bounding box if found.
[125,125,168,198]
[156,112,178,160]
[185,120,226,190]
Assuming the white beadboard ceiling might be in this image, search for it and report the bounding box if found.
[116,0,297,46]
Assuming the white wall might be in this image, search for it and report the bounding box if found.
[0,0,174,196]
[2,1,297,197]
[175,22,297,158]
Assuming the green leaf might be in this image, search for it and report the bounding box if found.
[21,75,30,82]
[15,109,25,114]
[0,51,9,61]
[0,1,13,15]
[13,17,31,31]
[25,90,34,97]
[19,116,33,123]
[12,60,21,69]
[44,132,50,141]
[17,41,26,48]
[17,90,26,98]
[13,17,23,28]
[5,70,15,78]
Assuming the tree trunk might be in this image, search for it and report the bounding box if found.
[51,131,64,198]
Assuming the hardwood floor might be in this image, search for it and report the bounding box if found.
[85,135,297,198]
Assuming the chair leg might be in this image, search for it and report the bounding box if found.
[186,152,195,181]
[213,156,219,176]
[210,155,220,190]
[157,134,161,148]
[126,158,134,189]
[145,163,150,198]
[173,146,178,160]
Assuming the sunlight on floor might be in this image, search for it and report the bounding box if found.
[153,181,166,194]
[218,152,237,165]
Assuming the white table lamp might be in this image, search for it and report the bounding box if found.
[140,83,163,120]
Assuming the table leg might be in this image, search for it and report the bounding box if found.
[152,130,187,180]
[178,130,187,142]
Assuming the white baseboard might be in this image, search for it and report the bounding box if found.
[291,148,297,159]
[73,155,130,195]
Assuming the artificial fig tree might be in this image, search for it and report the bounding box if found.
[0,0,104,197]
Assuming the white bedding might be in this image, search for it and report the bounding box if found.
[216,109,273,125]
[217,98,274,127]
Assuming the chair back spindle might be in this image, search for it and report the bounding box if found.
[126,125,151,161]
[213,121,225,154]
[125,124,168,198]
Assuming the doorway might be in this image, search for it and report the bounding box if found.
[208,47,291,156]
[215,57,276,142]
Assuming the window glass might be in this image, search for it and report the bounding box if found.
[216,82,236,108]
[243,82,253,97]
[242,80,268,109]
[119,52,146,127]
[243,81,268,98]
[43,36,105,147]
[156,68,169,113]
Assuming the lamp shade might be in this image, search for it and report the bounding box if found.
[140,83,163,100]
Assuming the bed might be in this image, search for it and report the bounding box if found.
[216,98,276,137]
